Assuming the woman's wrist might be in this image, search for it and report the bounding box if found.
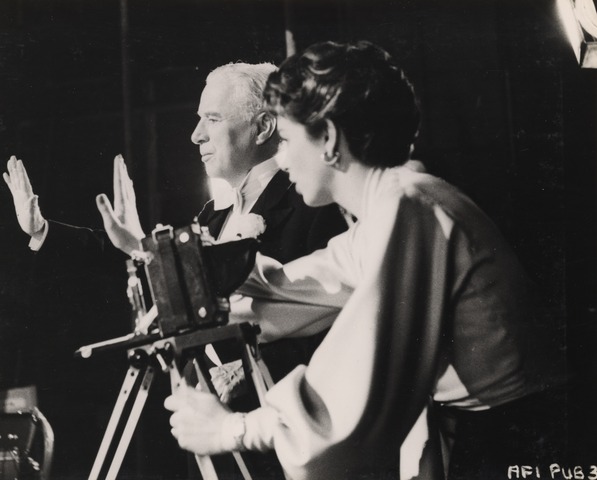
[242,406,278,452]
[220,406,278,453]
[220,412,247,451]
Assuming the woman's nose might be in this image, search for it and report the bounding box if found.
[274,150,289,172]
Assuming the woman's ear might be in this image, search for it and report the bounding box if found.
[323,118,339,157]
[320,119,349,172]
[255,112,277,145]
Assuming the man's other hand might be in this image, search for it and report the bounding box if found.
[3,156,46,238]
[96,154,145,255]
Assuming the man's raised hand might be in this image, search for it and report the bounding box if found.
[96,155,145,255]
[3,156,46,238]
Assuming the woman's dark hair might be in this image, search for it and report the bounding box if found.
[264,41,420,168]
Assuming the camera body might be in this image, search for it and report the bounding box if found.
[141,223,258,337]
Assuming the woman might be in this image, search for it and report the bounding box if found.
[165,41,561,479]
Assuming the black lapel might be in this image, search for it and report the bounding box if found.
[250,170,294,229]
[198,201,233,238]
[199,171,293,238]
[250,170,292,215]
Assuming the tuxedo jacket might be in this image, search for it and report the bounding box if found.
[198,170,347,265]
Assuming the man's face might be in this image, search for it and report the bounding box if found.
[191,80,257,186]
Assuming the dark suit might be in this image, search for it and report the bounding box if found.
[198,170,347,265]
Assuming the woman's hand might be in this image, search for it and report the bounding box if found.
[164,384,234,456]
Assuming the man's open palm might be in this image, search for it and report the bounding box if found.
[96,155,145,255]
[3,156,46,236]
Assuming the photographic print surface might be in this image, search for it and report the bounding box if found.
[0,0,595,478]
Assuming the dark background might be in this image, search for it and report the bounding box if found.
[0,0,595,478]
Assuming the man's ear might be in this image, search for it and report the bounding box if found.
[255,112,277,145]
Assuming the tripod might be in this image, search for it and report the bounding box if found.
[77,323,274,480]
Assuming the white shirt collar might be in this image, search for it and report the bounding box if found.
[213,157,280,211]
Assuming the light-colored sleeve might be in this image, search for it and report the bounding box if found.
[28,220,49,251]
[239,248,389,478]
[238,198,406,479]
[230,228,358,342]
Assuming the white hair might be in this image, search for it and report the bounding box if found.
[206,62,277,120]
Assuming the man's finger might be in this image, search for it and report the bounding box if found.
[96,193,118,227]
[3,172,14,193]
[6,157,18,188]
[3,172,18,200]
[6,156,16,177]
[122,165,136,204]
[113,154,124,208]
[120,162,130,203]
[17,160,34,197]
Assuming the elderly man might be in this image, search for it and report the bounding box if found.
[5,61,347,478]
[5,61,346,354]
[193,63,347,264]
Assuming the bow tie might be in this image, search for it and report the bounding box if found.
[213,185,244,212]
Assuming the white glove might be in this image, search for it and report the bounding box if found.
[3,156,46,237]
[96,154,145,255]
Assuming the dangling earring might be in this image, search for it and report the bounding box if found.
[321,151,340,168]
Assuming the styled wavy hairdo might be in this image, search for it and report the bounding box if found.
[207,62,277,121]
[264,41,419,168]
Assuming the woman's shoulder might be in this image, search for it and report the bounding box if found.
[375,166,484,228]
[376,165,444,201]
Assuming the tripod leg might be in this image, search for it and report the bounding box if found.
[244,345,273,405]
[192,358,254,480]
[254,357,274,390]
[193,454,219,480]
[231,451,253,480]
[189,358,254,480]
[105,366,155,480]
[89,365,142,480]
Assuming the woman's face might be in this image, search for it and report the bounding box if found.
[276,116,335,207]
